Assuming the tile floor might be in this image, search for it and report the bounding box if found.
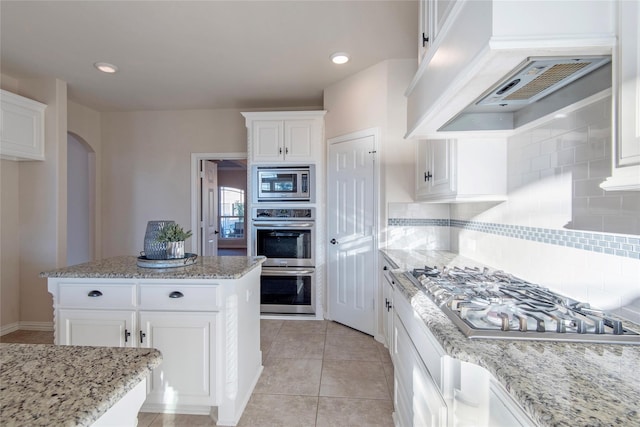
[1,320,395,426]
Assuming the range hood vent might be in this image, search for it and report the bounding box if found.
[439,56,612,132]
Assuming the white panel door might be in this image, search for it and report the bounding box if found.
[139,311,215,406]
[327,130,376,335]
[202,160,218,256]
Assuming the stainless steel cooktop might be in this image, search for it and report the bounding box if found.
[408,266,640,345]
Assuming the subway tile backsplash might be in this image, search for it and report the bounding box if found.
[385,95,639,317]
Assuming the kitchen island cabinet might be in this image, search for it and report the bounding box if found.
[0,343,161,426]
[381,249,640,427]
[42,255,265,426]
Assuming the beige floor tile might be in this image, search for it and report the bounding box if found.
[148,413,217,426]
[267,332,326,360]
[0,330,53,344]
[261,319,284,340]
[323,332,381,362]
[279,319,328,335]
[382,362,394,399]
[320,360,390,400]
[238,394,318,427]
[254,357,323,396]
[326,321,369,337]
[316,397,395,427]
[137,412,158,427]
[377,341,393,364]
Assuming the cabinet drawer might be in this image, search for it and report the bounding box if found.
[139,284,220,311]
[57,283,136,309]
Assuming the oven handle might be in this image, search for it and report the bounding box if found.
[261,268,315,275]
[252,222,314,227]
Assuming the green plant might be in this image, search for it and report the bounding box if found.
[156,223,193,242]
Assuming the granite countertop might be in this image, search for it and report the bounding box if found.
[382,249,640,427]
[0,343,162,427]
[40,255,265,280]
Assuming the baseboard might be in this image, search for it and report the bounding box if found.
[0,322,20,336]
[0,321,54,335]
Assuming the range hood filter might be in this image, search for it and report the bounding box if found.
[477,57,610,107]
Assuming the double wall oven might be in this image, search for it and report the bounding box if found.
[252,208,315,314]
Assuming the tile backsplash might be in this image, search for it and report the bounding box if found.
[385,94,640,321]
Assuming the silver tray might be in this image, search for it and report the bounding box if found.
[137,253,198,268]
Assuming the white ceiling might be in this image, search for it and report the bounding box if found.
[0,0,418,112]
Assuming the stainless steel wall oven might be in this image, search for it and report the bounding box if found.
[252,208,315,314]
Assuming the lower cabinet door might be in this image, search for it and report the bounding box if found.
[58,309,135,347]
[138,311,216,407]
[394,312,448,427]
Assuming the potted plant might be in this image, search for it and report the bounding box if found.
[156,223,193,259]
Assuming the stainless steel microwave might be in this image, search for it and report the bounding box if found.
[254,165,313,202]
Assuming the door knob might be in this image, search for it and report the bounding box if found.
[214,230,219,234]
[330,238,338,245]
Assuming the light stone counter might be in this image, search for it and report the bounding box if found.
[40,255,265,279]
[382,249,640,427]
[0,343,161,427]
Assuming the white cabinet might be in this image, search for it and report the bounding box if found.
[139,311,216,407]
[601,0,640,191]
[393,312,448,427]
[0,89,46,161]
[415,138,507,202]
[242,111,326,164]
[418,0,456,63]
[47,270,263,424]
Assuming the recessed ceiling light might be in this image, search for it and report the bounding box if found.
[330,52,350,65]
[94,62,118,74]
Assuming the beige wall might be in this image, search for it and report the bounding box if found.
[68,101,102,260]
[323,59,417,243]
[0,76,68,329]
[100,109,248,257]
[1,159,20,328]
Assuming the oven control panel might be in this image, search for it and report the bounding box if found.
[253,208,314,220]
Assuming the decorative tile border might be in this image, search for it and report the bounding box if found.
[387,218,640,260]
[388,218,450,227]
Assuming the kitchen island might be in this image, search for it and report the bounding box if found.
[0,343,161,426]
[382,249,640,427]
[41,255,265,426]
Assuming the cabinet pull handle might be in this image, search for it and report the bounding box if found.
[124,329,131,343]
[424,171,433,182]
[169,291,184,299]
[279,147,283,154]
[87,290,103,297]
[383,266,388,271]
[285,147,289,155]
[140,331,146,344]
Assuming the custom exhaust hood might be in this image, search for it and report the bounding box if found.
[439,56,612,132]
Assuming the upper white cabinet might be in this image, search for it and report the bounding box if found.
[406,0,616,137]
[416,138,507,202]
[418,0,455,63]
[1,89,46,161]
[601,0,640,191]
[242,111,326,164]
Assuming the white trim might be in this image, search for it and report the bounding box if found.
[190,152,247,256]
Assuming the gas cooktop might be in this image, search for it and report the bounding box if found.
[408,266,640,345]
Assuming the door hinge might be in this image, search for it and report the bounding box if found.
[199,171,205,179]
[422,32,429,47]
